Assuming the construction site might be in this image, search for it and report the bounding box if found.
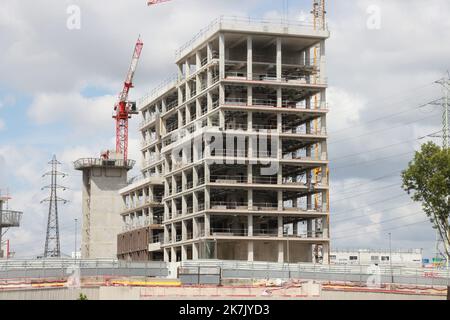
[0,0,450,302]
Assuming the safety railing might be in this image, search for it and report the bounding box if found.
[253,203,279,211]
[73,158,135,170]
[210,202,249,210]
[0,210,23,227]
[211,228,248,237]
[210,175,247,184]
[175,16,327,60]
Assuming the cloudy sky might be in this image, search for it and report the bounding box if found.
[0,0,449,258]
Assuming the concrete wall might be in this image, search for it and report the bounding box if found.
[81,166,128,259]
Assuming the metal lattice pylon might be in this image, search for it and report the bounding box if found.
[41,155,68,258]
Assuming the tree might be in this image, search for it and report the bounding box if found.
[401,142,450,264]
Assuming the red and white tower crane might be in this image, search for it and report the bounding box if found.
[112,37,144,162]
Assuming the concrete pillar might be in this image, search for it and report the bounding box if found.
[185,60,190,78]
[278,242,284,263]
[248,214,253,237]
[182,195,187,215]
[196,51,202,71]
[171,247,176,262]
[219,33,225,79]
[277,164,283,185]
[277,113,282,133]
[164,248,170,262]
[219,84,225,105]
[193,191,198,213]
[323,242,330,264]
[278,216,283,237]
[248,189,253,211]
[320,40,326,84]
[181,245,187,261]
[277,191,283,211]
[171,223,176,243]
[248,241,254,262]
[276,37,282,81]
[177,63,183,81]
[219,109,225,128]
[247,35,253,80]
[182,220,187,241]
[193,217,199,238]
[205,214,211,236]
[247,86,253,106]
[277,88,282,108]
[192,243,199,260]
[247,164,253,184]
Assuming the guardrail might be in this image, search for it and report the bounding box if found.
[181,260,450,287]
[0,259,168,280]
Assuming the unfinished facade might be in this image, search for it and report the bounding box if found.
[117,16,331,264]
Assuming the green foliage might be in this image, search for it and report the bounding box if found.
[401,142,450,258]
[78,293,88,300]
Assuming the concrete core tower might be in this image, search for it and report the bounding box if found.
[74,155,135,259]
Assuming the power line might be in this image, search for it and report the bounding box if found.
[332,211,424,236]
[331,193,408,217]
[329,113,440,145]
[330,151,415,171]
[329,97,441,136]
[333,219,430,241]
[332,202,417,224]
[332,183,402,203]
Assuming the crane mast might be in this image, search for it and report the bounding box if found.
[113,37,143,161]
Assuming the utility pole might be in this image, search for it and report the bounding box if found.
[429,75,450,267]
[74,218,78,260]
[388,233,394,284]
[42,155,68,258]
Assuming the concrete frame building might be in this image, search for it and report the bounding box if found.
[117,16,331,264]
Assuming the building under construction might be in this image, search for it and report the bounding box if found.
[117,6,331,264]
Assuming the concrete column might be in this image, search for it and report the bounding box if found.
[248,214,253,237]
[248,189,253,211]
[277,191,283,211]
[193,217,199,238]
[185,60,190,78]
[278,216,283,237]
[219,84,225,105]
[182,195,187,215]
[162,98,167,114]
[171,223,176,243]
[247,241,254,262]
[276,37,282,81]
[171,199,177,219]
[192,243,199,260]
[322,215,329,238]
[247,35,253,80]
[177,63,183,81]
[219,109,225,128]
[277,164,283,185]
[278,242,284,263]
[182,220,187,241]
[205,187,210,210]
[193,166,199,187]
[247,164,253,184]
[323,242,330,264]
[247,86,252,106]
[207,91,212,112]
[196,51,202,71]
[207,41,212,62]
[320,40,326,84]
[193,192,199,214]
[178,87,183,105]
[219,33,225,79]
[164,248,170,262]
[277,113,282,133]
[277,88,282,108]
[171,247,176,262]
[181,245,187,261]
[205,214,210,236]
[248,111,253,134]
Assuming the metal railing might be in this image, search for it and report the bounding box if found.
[0,210,23,227]
[73,158,135,170]
[175,16,327,59]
